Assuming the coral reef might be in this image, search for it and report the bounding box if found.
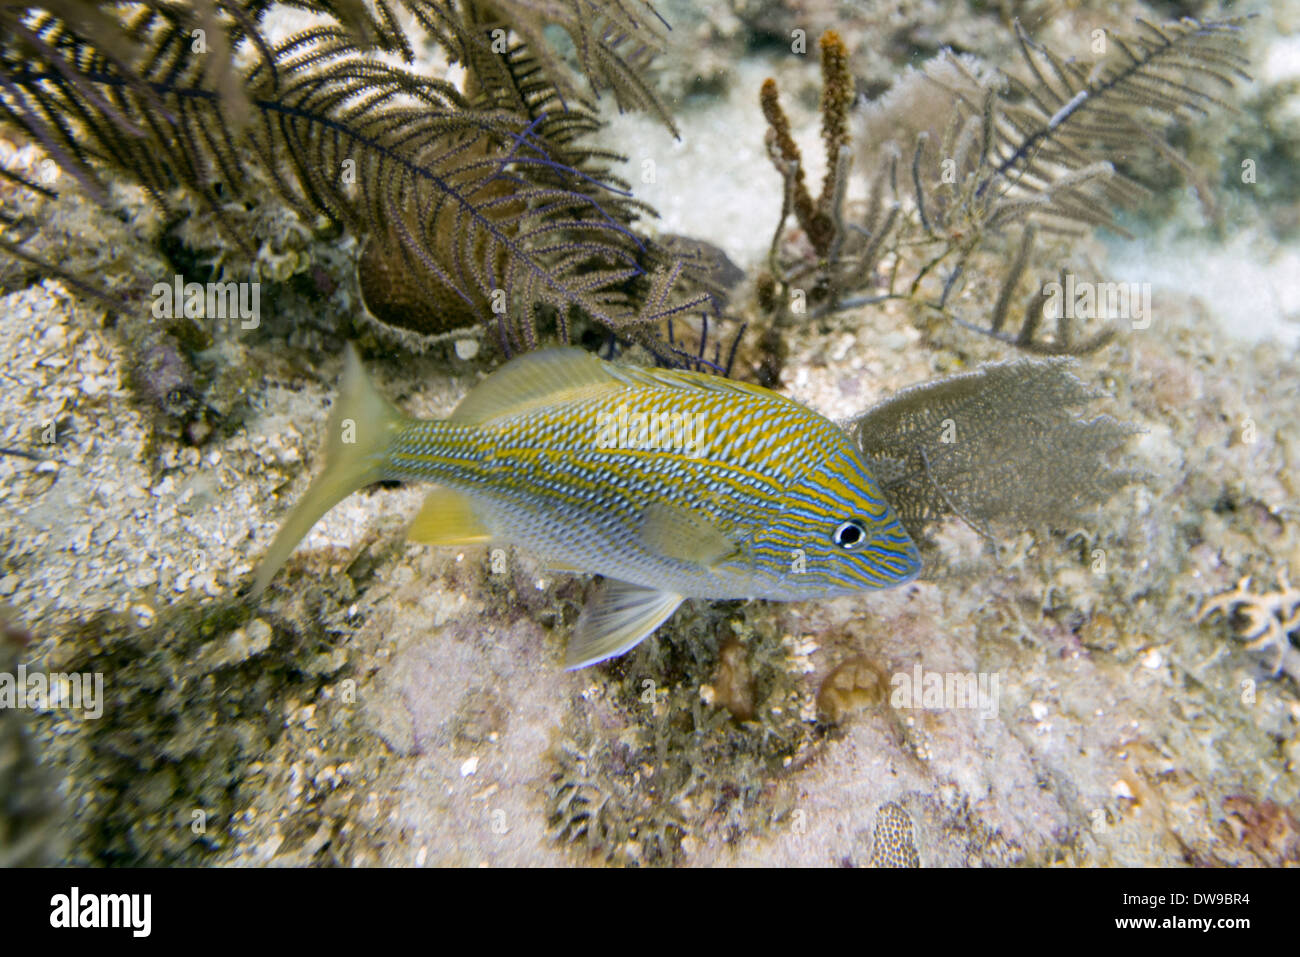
[1198,570,1300,683]
[0,611,65,865]
[867,801,921,867]
[1219,795,1300,866]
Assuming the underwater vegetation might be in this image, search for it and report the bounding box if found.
[753,18,1251,384]
[543,602,818,865]
[0,0,732,376]
[0,3,1254,407]
[3,4,1251,391]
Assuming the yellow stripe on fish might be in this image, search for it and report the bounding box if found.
[252,346,921,668]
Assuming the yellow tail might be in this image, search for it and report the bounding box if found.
[251,344,410,595]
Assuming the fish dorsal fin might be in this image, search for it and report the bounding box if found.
[450,349,783,427]
[604,363,784,401]
[565,580,684,669]
[639,502,741,568]
[407,487,494,545]
[448,348,628,425]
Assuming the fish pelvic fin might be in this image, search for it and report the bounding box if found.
[565,580,684,670]
[252,344,410,596]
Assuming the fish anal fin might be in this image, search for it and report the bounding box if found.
[408,487,493,545]
[565,581,683,670]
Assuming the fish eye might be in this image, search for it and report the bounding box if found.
[832,519,867,549]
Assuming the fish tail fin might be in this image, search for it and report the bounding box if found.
[251,344,409,595]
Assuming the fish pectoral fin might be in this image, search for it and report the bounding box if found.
[565,580,683,670]
[407,487,493,545]
[638,503,740,568]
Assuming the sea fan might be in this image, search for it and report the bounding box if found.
[852,358,1144,550]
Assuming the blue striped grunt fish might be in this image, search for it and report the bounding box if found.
[253,346,921,668]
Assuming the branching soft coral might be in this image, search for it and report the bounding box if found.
[753,16,1252,372]
[0,0,726,367]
